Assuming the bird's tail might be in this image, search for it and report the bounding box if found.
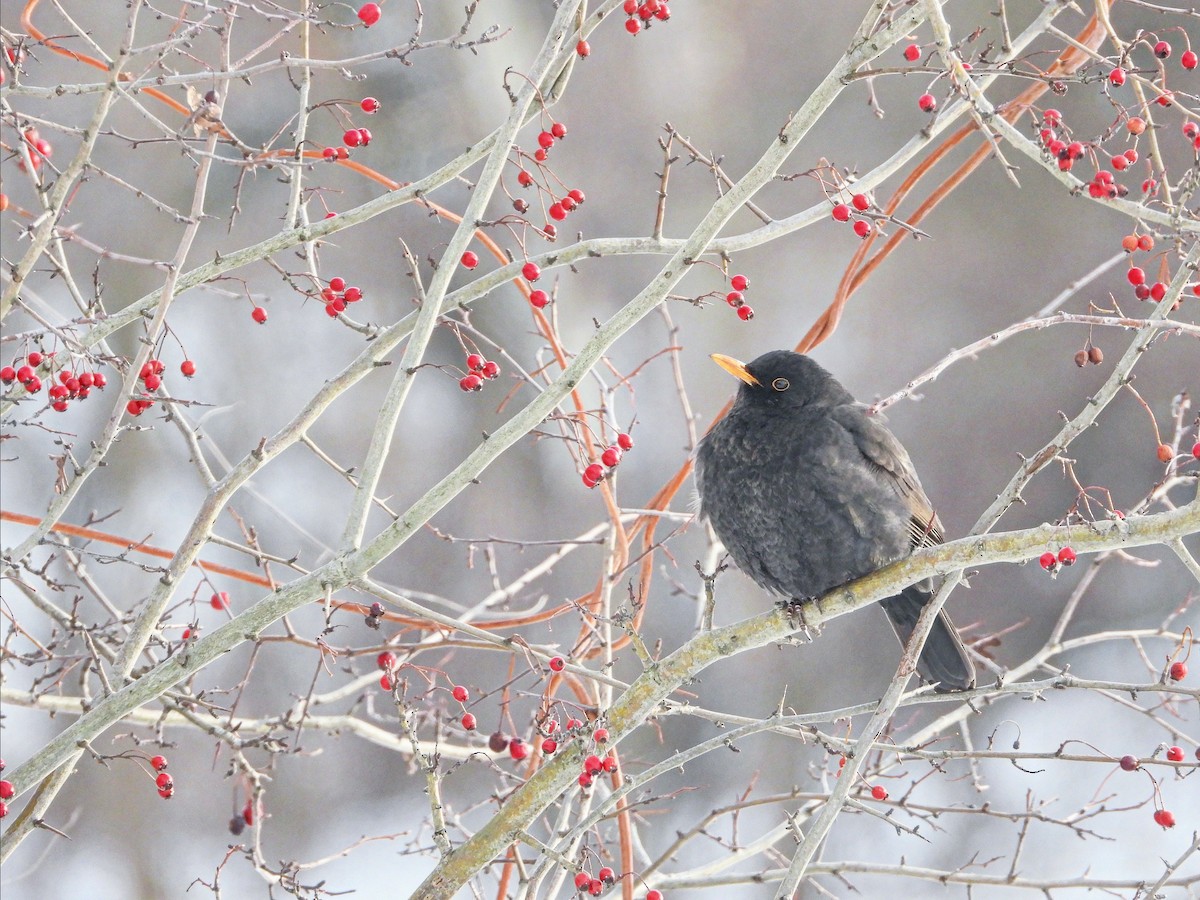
[880,586,976,692]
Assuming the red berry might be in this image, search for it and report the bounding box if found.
[1111,155,1127,171]
[1119,755,1138,771]
[593,727,609,743]
[1039,552,1057,571]
[150,755,168,771]
[617,432,634,451]
[0,366,15,383]
[459,374,483,392]
[725,290,744,308]
[549,656,565,672]
[584,754,603,775]
[601,446,622,468]
[541,738,558,754]
[1127,117,1146,135]
[157,788,173,800]
[357,2,381,26]
[602,755,618,772]
[1166,746,1184,762]
[1065,141,1084,160]
[851,193,870,211]
[576,40,591,58]
[0,801,7,818]
[852,219,871,238]
[625,18,641,34]
[623,0,638,12]
[155,772,173,790]
[529,289,549,308]
[358,128,372,146]
[588,881,603,897]
[180,360,196,377]
[211,591,229,610]
[27,351,42,366]
[575,872,592,890]
[522,262,541,282]
[598,867,615,884]
[1153,40,1171,59]
[517,170,534,188]
[0,781,13,800]
[343,128,363,148]
[870,785,888,800]
[465,353,484,372]
[251,306,268,324]
[559,196,576,212]
[1057,547,1076,566]
[242,804,253,826]
[508,738,528,761]
[377,651,397,670]
[1184,122,1200,140]
[1108,67,1126,86]
[730,273,749,291]
[1183,50,1198,70]
[551,122,567,139]
[461,250,479,269]
[461,712,477,730]
[584,463,604,484]
[646,892,663,900]
[1150,282,1167,302]
[16,365,34,384]
[1153,809,1176,828]
[903,44,920,62]
[537,131,555,150]
[1156,91,1173,108]
[568,188,586,204]
[1127,267,1146,286]
[1169,660,1188,680]
[542,223,557,239]
[481,360,500,380]
[342,286,362,303]
[451,685,469,703]
[737,305,754,321]
[360,97,380,113]
[548,202,567,221]
[578,772,593,788]
[1044,108,1062,126]
[831,203,851,222]
[918,93,936,112]
[1126,149,1140,164]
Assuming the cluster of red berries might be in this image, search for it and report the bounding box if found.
[723,272,755,322]
[343,127,372,148]
[0,762,12,818]
[321,145,350,162]
[320,276,364,318]
[357,2,381,27]
[518,262,556,309]
[377,650,400,691]
[150,754,174,799]
[548,187,587,223]
[2,352,111,413]
[572,869,660,899]
[17,126,52,174]
[127,357,189,417]
[459,352,501,392]
[830,194,875,239]
[622,0,670,35]
[1038,546,1077,572]
[582,432,635,488]
[577,743,616,788]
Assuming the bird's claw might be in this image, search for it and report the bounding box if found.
[777,598,819,640]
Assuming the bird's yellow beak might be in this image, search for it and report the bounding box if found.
[710,353,759,387]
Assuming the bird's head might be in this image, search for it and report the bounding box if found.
[710,350,854,411]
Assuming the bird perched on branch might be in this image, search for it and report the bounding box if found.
[695,350,975,692]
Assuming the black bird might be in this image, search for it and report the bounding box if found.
[695,350,975,692]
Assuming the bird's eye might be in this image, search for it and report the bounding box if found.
[771,377,790,392]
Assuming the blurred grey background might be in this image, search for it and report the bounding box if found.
[2,1,1197,897]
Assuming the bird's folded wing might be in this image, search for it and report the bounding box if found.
[831,404,945,549]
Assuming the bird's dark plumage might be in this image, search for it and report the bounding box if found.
[695,350,975,692]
